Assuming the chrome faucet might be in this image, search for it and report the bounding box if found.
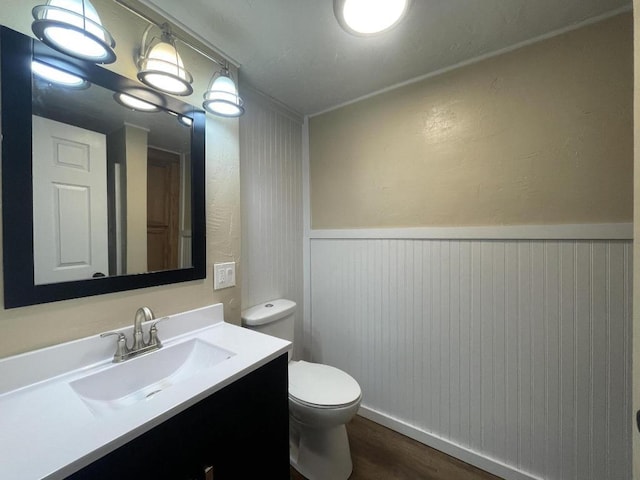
[133,306,154,350]
[101,307,167,363]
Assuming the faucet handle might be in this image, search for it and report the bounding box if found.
[150,316,169,328]
[100,331,129,362]
[148,316,169,348]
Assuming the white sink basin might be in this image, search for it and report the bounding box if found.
[69,339,235,416]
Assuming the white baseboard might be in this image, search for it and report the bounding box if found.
[357,405,543,480]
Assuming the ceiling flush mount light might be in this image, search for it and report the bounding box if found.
[32,0,116,64]
[202,65,244,117]
[334,0,410,36]
[32,60,90,89]
[137,23,193,96]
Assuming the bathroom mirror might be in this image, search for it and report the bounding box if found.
[1,26,206,308]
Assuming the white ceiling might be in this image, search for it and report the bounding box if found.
[144,0,632,116]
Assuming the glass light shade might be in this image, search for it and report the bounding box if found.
[32,0,116,63]
[113,92,160,112]
[334,0,409,35]
[138,41,193,96]
[203,71,244,117]
[32,60,89,89]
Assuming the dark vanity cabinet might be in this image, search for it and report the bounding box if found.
[66,354,289,480]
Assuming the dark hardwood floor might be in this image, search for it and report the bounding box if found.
[290,415,503,480]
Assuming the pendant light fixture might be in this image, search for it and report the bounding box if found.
[31,0,116,64]
[202,64,244,118]
[334,0,410,36]
[137,23,193,96]
[34,0,246,118]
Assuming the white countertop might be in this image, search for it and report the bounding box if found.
[0,304,290,480]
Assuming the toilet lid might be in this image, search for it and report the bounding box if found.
[288,361,361,407]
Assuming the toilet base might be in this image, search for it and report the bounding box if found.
[290,420,353,480]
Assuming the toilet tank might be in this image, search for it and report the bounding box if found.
[241,299,296,345]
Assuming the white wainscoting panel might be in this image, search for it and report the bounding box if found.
[240,91,304,355]
[309,237,632,480]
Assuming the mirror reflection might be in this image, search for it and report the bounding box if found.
[31,62,193,285]
[1,25,206,309]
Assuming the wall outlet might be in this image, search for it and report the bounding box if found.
[214,262,236,290]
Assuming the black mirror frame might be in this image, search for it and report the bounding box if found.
[0,26,206,309]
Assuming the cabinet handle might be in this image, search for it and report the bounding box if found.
[204,465,214,480]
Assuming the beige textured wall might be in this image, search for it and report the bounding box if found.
[310,13,633,229]
[0,1,241,359]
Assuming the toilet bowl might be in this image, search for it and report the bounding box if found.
[241,299,362,480]
[288,360,361,480]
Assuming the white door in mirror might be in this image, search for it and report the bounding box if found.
[214,262,236,289]
[32,115,109,284]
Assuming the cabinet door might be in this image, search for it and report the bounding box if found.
[193,354,290,479]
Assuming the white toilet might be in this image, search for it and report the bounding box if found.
[241,299,362,480]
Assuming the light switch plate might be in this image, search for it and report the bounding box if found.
[214,262,236,290]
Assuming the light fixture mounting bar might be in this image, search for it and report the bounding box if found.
[112,0,236,69]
